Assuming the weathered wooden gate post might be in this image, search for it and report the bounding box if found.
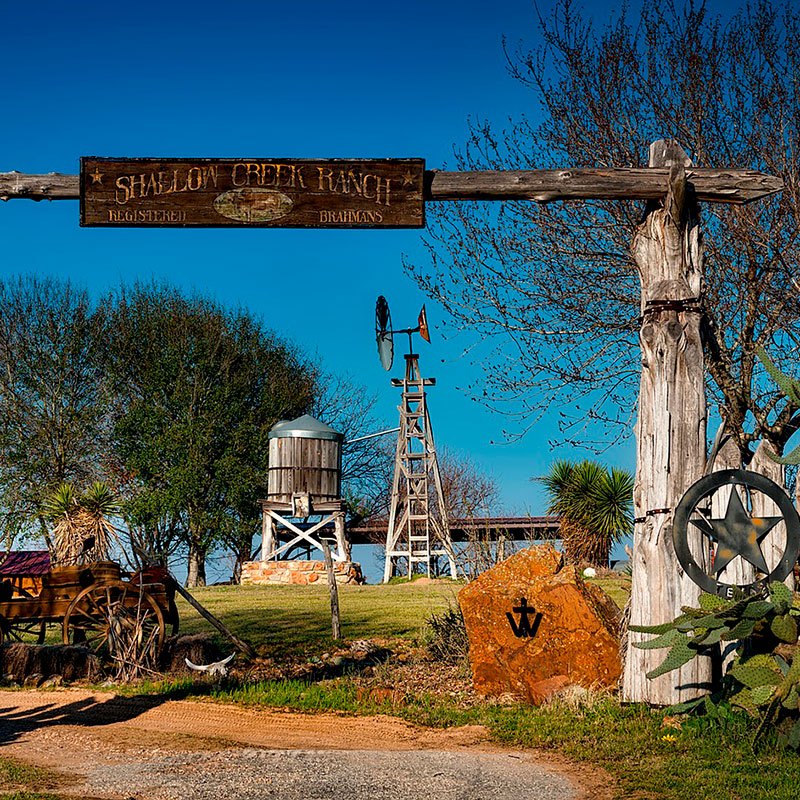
[623,140,710,704]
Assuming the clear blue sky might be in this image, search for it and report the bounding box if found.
[0,0,640,522]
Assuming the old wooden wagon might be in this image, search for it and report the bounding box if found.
[0,558,178,667]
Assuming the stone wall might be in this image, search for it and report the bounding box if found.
[241,560,364,586]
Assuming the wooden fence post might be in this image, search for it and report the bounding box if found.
[623,140,710,704]
[321,539,341,640]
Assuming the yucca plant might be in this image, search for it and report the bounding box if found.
[537,460,634,567]
[46,481,121,566]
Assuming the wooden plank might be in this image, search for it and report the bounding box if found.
[80,158,425,228]
[1,166,781,206]
[0,171,78,200]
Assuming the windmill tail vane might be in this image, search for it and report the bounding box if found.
[418,305,430,343]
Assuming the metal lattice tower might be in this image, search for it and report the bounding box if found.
[383,353,456,582]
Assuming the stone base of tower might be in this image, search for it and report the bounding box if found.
[241,560,364,586]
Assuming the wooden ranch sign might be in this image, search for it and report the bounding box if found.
[80,158,425,228]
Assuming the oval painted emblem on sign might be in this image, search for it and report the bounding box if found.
[213,189,293,223]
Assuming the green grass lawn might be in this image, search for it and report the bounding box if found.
[176,575,630,658]
[175,579,462,657]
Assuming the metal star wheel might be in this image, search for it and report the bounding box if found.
[673,469,800,597]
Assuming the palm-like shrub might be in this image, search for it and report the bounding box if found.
[45,481,120,565]
[537,460,633,568]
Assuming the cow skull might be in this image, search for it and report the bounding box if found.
[185,652,235,677]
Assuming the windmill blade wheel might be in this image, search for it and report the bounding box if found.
[63,580,165,679]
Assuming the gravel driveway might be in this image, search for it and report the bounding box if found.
[0,688,594,800]
[85,747,574,800]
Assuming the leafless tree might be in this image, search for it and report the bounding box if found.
[409,0,800,460]
[312,370,395,521]
[436,446,504,579]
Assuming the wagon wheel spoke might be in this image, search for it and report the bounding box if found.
[73,606,100,624]
[84,629,109,651]
[67,620,108,650]
[5,621,47,643]
[86,590,105,613]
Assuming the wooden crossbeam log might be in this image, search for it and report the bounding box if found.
[0,168,782,205]
[425,168,782,204]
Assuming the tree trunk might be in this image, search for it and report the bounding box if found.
[623,141,710,705]
[186,541,207,588]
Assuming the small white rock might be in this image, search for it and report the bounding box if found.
[582,567,597,578]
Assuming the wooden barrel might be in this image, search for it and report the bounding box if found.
[267,414,342,504]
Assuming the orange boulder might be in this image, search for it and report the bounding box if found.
[458,544,622,704]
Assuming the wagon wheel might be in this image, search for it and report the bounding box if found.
[62,580,165,679]
[2,620,46,645]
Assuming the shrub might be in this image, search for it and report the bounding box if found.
[423,604,469,666]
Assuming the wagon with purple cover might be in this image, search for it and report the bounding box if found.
[0,553,178,668]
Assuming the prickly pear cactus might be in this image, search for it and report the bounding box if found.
[631,582,800,748]
[756,346,800,465]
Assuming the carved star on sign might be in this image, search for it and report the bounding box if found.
[89,167,103,185]
[690,488,781,575]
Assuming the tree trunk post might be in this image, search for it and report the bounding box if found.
[623,140,710,704]
[321,539,341,640]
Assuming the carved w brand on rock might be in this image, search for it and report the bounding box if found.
[506,597,542,638]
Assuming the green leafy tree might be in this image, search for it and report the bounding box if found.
[538,459,633,567]
[102,283,316,586]
[0,276,107,553]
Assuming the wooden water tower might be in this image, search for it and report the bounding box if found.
[260,414,348,562]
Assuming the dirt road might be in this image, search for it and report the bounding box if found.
[0,688,610,799]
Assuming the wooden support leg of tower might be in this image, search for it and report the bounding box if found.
[383,407,407,583]
[334,511,350,562]
[262,511,276,562]
[425,404,457,580]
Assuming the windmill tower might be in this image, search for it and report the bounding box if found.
[375,297,456,582]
